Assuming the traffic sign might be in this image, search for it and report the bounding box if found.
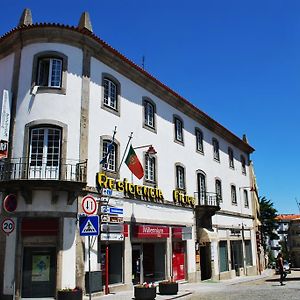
[1,218,15,235]
[100,233,124,241]
[3,194,17,213]
[101,224,123,233]
[101,206,123,215]
[79,215,99,236]
[82,195,97,215]
[102,188,112,196]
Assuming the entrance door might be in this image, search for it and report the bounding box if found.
[132,245,142,284]
[200,244,212,280]
[22,247,56,298]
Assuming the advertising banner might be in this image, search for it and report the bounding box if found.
[0,90,11,159]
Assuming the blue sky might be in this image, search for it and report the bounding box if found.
[1,0,300,214]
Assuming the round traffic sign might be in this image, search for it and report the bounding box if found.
[1,218,15,235]
[82,195,97,215]
[3,194,17,213]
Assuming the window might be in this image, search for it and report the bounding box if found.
[212,138,220,161]
[215,179,222,203]
[37,58,62,87]
[195,128,204,153]
[231,185,237,205]
[245,240,253,266]
[197,171,207,205]
[176,164,185,190]
[102,139,117,172]
[101,74,120,115]
[174,116,184,143]
[244,190,249,208]
[143,98,156,131]
[29,127,61,179]
[145,155,156,183]
[241,155,246,174]
[103,78,117,110]
[228,147,234,168]
[32,51,67,94]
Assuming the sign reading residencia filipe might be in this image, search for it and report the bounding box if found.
[96,173,195,207]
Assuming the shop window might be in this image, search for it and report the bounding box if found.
[195,128,204,154]
[219,241,229,272]
[31,51,67,94]
[212,138,220,162]
[228,147,234,169]
[101,73,121,116]
[245,240,253,266]
[143,98,156,132]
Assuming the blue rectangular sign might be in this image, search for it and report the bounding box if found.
[79,215,99,236]
[109,207,123,215]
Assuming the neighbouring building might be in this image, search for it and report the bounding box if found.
[289,218,300,267]
[0,9,259,299]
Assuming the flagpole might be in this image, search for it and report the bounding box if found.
[103,131,133,295]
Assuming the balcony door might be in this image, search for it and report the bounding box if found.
[197,172,207,205]
[29,127,61,179]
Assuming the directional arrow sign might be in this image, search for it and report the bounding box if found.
[79,215,99,236]
[101,206,123,215]
[101,224,124,233]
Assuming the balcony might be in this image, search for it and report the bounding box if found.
[0,157,87,204]
[194,192,221,229]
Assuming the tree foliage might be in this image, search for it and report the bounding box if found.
[258,196,279,251]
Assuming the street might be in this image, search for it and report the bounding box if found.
[189,270,300,300]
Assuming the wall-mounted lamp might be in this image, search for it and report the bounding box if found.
[133,144,157,157]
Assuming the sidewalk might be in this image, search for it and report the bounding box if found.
[84,269,273,300]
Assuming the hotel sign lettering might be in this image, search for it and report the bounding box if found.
[97,173,164,202]
[173,190,195,207]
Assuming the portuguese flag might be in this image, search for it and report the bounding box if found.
[125,145,144,179]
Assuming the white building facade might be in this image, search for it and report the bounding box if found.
[0,10,258,299]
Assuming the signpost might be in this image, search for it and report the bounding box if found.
[79,215,99,300]
[1,218,15,235]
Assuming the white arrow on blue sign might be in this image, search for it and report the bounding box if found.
[101,206,123,215]
[79,215,99,236]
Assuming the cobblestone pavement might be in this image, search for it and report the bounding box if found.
[188,270,300,300]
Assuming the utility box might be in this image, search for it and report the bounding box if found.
[85,271,102,293]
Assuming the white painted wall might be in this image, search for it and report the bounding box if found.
[3,218,17,295]
[61,218,77,288]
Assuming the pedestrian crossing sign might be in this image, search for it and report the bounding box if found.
[79,215,99,236]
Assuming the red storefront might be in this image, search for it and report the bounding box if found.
[131,224,186,283]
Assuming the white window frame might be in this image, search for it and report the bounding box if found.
[196,129,204,153]
[145,155,156,183]
[213,138,220,161]
[103,78,117,110]
[231,185,237,205]
[144,101,155,128]
[244,189,249,208]
[215,179,222,203]
[176,165,185,190]
[228,147,234,168]
[175,118,183,142]
[37,58,62,88]
[102,140,117,172]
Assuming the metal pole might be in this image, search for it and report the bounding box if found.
[88,236,92,300]
[105,243,109,294]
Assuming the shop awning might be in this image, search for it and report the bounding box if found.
[198,228,217,244]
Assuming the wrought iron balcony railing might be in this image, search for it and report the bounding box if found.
[194,192,221,207]
[0,157,87,182]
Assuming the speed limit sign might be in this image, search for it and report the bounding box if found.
[81,195,97,215]
[1,218,15,235]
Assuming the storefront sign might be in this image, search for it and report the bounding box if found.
[173,190,195,207]
[134,225,169,238]
[97,173,164,202]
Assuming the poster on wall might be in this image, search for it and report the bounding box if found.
[0,89,11,159]
[32,255,50,282]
